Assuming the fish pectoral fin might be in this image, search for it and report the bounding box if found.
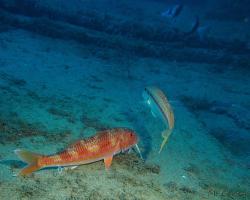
[70,166,78,170]
[151,109,157,118]
[104,156,113,170]
[159,129,172,154]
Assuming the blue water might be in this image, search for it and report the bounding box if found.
[0,0,249,199]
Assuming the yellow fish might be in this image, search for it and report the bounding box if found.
[143,86,174,153]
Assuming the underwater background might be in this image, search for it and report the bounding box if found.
[0,0,249,199]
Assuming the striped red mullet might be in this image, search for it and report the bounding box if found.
[15,128,138,176]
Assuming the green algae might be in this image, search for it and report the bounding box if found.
[199,182,250,200]
[47,107,76,124]
[80,114,111,131]
[0,116,71,145]
[3,151,247,200]
[0,71,26,87]
[1,153,167,200]
[183,163,201,179]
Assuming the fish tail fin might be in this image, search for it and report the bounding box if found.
[14,149,42,176]
[159,129,173,153]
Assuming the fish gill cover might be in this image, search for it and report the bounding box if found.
[0,0,249,199]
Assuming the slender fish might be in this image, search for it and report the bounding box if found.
[161,4,183,19]
[143,86,174,153]
[183,16,200,37]
[15,128,139,176]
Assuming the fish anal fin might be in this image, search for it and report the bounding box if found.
[104,156,113,170]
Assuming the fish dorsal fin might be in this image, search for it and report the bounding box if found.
[104,156,113,170]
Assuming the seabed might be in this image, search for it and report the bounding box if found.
[0,0,249,199]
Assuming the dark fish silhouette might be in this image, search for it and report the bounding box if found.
[161,4,183,19]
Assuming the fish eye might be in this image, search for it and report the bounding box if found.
[129,133,133,137]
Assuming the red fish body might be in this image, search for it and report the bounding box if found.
[15,128,138,176]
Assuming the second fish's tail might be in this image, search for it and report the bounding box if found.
[159,129,173,153]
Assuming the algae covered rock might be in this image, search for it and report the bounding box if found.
[1,153,167,200]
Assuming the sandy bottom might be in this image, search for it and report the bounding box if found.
[0,30,249,199]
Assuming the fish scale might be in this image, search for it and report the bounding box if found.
[143,86,175,153]
[15,128,138,176]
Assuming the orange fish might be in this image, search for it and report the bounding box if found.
[15,128,138,176]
